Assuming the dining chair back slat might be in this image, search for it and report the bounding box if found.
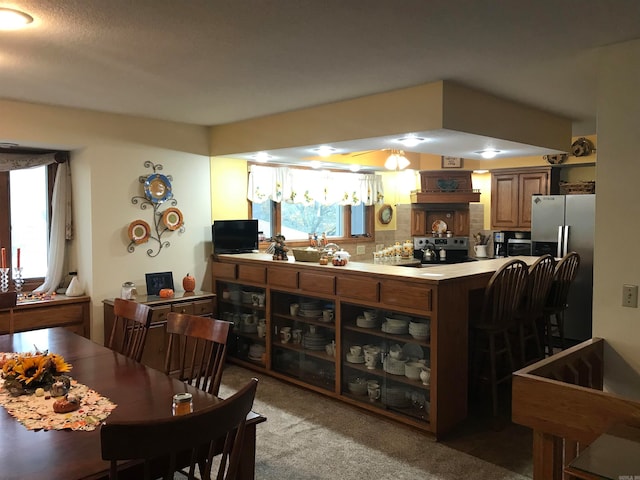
[165,312,231,396]
[0,292,18,334]
[101,377,258,480]
[108,298,153,362]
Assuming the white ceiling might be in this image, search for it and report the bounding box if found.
[3,0,640,160]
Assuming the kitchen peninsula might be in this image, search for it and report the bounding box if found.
[212,253,532,437]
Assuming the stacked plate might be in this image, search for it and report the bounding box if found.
[356,315,378,328]
[303,332,327,351]
[409,320,430,340]
[346,352,365,363]
[241,290,254,304]
[298,299,323,318]
[248,344,265,361]
[383,357,407,375]
[382,386,411,408]
[381,318,409,335]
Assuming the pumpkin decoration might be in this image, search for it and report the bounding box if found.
[159,288,174,298]
[182,273,196,292]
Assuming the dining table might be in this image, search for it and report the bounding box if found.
[0,327,266,480]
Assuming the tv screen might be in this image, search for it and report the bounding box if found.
[212,220,258,254]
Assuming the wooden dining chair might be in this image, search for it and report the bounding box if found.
[107,298,153,362]
[470,259,529,417]
[101,377,258,480]
[544,251,581,356]
[165,312,231,396]
[0,291,18,334]
[516,254,555,367]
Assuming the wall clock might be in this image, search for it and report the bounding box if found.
[378,204,393,224]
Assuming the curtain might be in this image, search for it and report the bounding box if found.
[247,165,384,206]
[34,161,71,293]
[0,153,57,171]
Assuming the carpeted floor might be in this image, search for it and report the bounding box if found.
[218,365,532,480]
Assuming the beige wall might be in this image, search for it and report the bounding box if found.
[592,39,640,398]
[1,99,212,344]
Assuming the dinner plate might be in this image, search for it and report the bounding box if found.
[431,220,447,234]
[128,220,150,245]
[162,207,183,230]
[144,173,173,204]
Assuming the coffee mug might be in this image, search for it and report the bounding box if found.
[364,350,378,369]
[292,329,303,344]
[474,244,488,258]
[257,323,266,338]
[280,327,291,343]
[289,303,299,316]
[350,345,362,357]
[367,384,380,402]
[322,309,334,322]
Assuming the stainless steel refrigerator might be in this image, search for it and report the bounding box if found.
[531,194,595,342]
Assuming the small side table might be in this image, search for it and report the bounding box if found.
[565,424,640,480]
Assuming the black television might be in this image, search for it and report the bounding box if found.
[212,219,258,254]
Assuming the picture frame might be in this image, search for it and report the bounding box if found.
[145,271,174,296]
[441,156,463,169]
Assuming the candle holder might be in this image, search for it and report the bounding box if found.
[13,267,24,297]
[0,268,8,293]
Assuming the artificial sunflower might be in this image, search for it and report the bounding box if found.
[13,355,47,385]
[49,354,72,374]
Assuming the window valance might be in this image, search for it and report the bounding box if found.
[0,153,59,172]
[247,165,384,206]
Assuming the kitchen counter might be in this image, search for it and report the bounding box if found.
[211,253,537,437]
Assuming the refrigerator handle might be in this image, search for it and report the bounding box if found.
[557,226,563,258]
[563,225,570,257]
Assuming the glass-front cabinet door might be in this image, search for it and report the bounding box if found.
[341,302,431,424]
[271,291,336,392]
[217,282,267,366]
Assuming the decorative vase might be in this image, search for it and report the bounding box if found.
[182,273,195,292]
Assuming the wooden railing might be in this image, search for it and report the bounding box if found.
[512,338,640,479]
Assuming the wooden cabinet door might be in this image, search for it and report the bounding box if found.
[519,171,549,228]
[491,173,520,229]
[453,209,470,236]
[410,208,427,236]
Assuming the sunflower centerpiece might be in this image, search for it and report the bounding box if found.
[1,350,72,396]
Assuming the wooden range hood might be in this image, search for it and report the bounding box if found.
[411,170,480,204]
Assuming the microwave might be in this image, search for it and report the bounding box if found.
[506,238,532,256]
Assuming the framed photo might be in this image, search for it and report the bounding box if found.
[441,156,463,169]
[145,271,174,296]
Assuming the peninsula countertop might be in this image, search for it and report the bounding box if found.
[215,252,539,283]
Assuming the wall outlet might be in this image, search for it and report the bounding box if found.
[356,245,366,255]
[622,284,638,308]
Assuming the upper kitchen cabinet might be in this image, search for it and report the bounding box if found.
[491,167,559,230]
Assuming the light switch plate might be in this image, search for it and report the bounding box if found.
[622,284,638,308]
[356,245,366,255]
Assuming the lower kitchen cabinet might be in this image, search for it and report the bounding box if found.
[212,254,469,438]
[102,291,215,371]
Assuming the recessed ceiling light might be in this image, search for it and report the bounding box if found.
[0,8,33,30]
[396,135,426,148]
[476,149,500,159]
[349,164,361,172]
[313,146,338,157]
[250,152,273,163]
[309,160,322,169]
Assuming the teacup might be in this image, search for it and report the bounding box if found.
[364,350,379,369]
[289,303,299,316]
[350,345,362,357]
[280,327,292,343]
[322,309,334,322]
[257,323,266,338]
[363,310,376,321]
[309,325,317,335]
[325,341,336,357]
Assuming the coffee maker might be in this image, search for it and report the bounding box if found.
[493,232,507,258]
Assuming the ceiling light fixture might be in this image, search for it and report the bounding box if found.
[349,164,361,172]
[0,8,33,30]
[396,135,426,148]
[251,152,273,163]
[313,146,337,157]
[477,149,500,159]
[309,160,322,169]
[384,150,410,170]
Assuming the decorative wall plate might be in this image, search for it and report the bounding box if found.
[378,204,393,224]
[128,220,150,244]
[143,173,172,204]
[431,220,447,234]
[162,207,183,231]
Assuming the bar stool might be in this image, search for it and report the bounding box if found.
[516,254,555,367]
[544,251,580,356]
[470,259,529,417]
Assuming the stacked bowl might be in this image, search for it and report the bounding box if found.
[409,320,430,340]
[381,316,409,335]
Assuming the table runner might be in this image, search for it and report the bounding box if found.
[0,378,117,431]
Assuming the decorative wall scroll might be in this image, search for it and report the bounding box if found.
[127,161,185,257]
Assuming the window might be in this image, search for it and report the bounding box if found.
[252,200,371,243]
[0,163,56,289]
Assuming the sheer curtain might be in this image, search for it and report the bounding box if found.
[0,152,72,294]
[247,165,384,206]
